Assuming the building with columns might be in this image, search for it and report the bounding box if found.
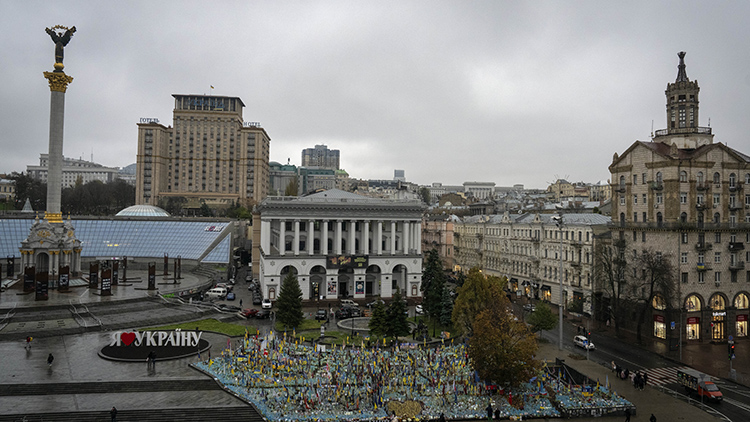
[610,52,750,344]
[253,189,425,302]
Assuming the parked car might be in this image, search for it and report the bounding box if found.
[226,292,236,301]
[573,335,595,350]
[240,308,259,318]
[216,283,233,292]
[315,309,328,321]
[262,298,272,309]
[523,304,536,312]
[205,287,227,300]
[253,293,262,305]
[340,299,359,308]
[367,299,385,308]
[335,308,353,319]
[255,309,272,319]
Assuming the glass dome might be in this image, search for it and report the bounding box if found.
[116,205,170,217]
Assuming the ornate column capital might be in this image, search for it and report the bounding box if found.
[43,71,74,92]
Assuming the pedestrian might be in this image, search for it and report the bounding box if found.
[110,406,118,422]
[494,408,501,420]
[25,336,32,350]
[643,372,648,388]
[650,414,656,422]
[47,353,54,367]
[624,407,631,422]
[438,413,446,422]
[240,299,243,308]
[486,402,493,420]
[611,361,616,373]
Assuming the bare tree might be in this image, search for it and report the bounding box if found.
[629,249,676,342]
[593,236,629,336]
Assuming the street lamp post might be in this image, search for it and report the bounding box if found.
[552,212,564,351]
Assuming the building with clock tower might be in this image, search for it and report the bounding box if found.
[609,52,750,346]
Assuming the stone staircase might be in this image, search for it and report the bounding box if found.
[0,407,264,422]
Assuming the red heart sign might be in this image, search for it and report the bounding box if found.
[120,332,136,346]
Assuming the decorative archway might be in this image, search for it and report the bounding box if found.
[366,265,381,297]
[685,294,702,340]
[735,292,749,337]
[309,265,326,301]
[391,264,407,296]
[709,293,727,341]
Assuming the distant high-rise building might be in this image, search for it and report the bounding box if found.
[394,169,405,182]
[26,154,120,188]
[135,94,270,210]
[301,144,340,170]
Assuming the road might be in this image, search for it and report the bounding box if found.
[531,308,750,422]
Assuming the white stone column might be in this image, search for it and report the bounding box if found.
[307,220,315,255]
[415,221,422,254]
[363,221,370,255]
[279,220,286,255]
[390,221,397,255]
[335,220,342,255]
[403,221,410,254]
[293,220,300,255]
[349,220,356,254]
[376,221,383,255]
[261,219,271,254]
[322,220,329,255]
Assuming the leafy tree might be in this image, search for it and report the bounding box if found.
[385,288,410,338]
[275,273,304,330]
[419,186,431,205]
[199,200,213,217]
[160,196,187,216]
[631,249,676,342]
[368,301,388,337]
[284,178,299,197]
[455,271,466,288]
[469,285,539,387]
[452,267,506,337]
[9,172,45,211]
[526,302,558,338]
[421,249,446,321]
[439,285,454,327]
[593,235,629,336]
[226,202,251,219]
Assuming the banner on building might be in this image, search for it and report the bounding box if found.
[89,262,99,289]
[35,271,48,301]
[101,268,112,296]
[59,265,70,292]
[326,255,369,269]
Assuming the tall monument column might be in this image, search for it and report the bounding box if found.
[19,25,82,287]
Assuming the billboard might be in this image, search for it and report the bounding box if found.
[326,255,369,269]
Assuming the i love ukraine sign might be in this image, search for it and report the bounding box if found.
[99,330,209,362]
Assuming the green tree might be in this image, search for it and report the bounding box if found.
[419,186,431,205]
[526,302,558,338]
[469,286,540,387]
[421,249,446,322]
[284,178,299,197]
[385,288,410,338]
[368,301,388,337]
[276,273,304,330]
[452,267,506,337]
[439,285,454,327]
[9,172,45,211]
[199,200,213,217]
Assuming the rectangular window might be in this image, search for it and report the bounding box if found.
[633,213,638,222]
[698,272,705,283]
[620,195,625,206]
[642,173,647,185]
[715,272,721,283]
[682,272,688,283]
[633,175,638,185]
[714,193,721,205]
[680,192,687,204]
[681,232,688,243]
[642,232,646,242]
[715,232,721,243]
[633,194,638,204]
[656,193,663,204]
[643,194,647,204]
[643,212,647,222]
[697,194,704,204]
[698,252,705,263]
[715,252,721,264]
[681,252,688,264]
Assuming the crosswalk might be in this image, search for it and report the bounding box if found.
[641,366,690,387]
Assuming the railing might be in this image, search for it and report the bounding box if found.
[654,126,712,137]
[696,182,710,191]
[649,181,664,191]
[695,242,712,251]
[729,261,745,271]
[728,242,745,252]
[651,384,731,422]
[728,182,743,192]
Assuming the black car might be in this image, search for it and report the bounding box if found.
[253,293,262,305]
[256,309,271,319]
[314,309,328,321]
[335,308,352,319]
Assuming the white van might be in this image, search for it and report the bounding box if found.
[205,287,227,299]
[340,299,359,308]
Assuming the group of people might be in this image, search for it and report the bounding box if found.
[610,361,648,390]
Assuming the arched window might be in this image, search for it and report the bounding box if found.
[713,172,721,184]
[710,294,726,310]
[656,172,663,183]
[729,173,737,187]
[652,294,667,310]
[656,212,663,226]
[620,213,625,226]
[680,171,688,182]
[680,212,687,223]
[697,172,704,184]
[713,212,720,223]
[746,173,750,184]
[735,293,749,309]
[685,294,702,311]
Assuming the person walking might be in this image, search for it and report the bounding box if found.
[110,406,118,422]
[486,403,493,420]
[643,372,649,388]
[25,336,32,350]
[47,353,54,368]
[649,414,656,422]
[624,407,631,422]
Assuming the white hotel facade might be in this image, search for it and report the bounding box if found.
[253,189,425,302]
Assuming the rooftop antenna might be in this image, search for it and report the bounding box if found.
[90,147,93,162]
[708,117,711,127]
[650,119,654,138]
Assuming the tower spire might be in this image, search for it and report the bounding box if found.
[676,51,689,82]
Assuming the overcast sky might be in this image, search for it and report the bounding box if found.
[2,1,749,189]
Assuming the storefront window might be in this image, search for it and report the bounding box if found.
[653,315,666,339]
[736,293,749,337]
[541,287,551,302]
[710,294,726,341]
[686,317,700,340]
[652,294,667,310]
[685,295,701,311]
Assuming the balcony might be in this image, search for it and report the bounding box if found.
[615,186,626,193]
[696,182,710,191]
[649,181,664,191]
[654,126,712,136]
[730,261,745,271]
[729,242,745,252]
[696,263,711,272]
[571,261,581,268]
[695,242,712,251]
[695,202,709,211]
[729,183,743,192]
[729,203,743,212]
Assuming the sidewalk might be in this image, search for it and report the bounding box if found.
[535,340,723,421]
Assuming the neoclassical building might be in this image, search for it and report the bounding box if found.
[610,52,750,343]
[253,189,425,301]
[454,212,610,314]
